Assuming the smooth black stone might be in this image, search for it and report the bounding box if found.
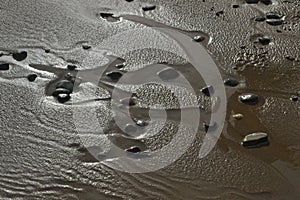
[239,93,259,105]
[136,120,148,127]
[27,74,37,82]
[82,44,91,50]
[115,63,126,69]
[57,93,71,103]
[45,49,50,53]
[0,63,9,71]
[158,68,179,80]
[266,19,283,26]
[204,121,218,132]
[52,88,72,97]
[232,4,239,8]
[12,51,27,61]
[125,124,138,134]
[224,78,239,87]
[290,95,299,102]
[125,0,134,2]
[260,0,272,5]
[193,35,205,42]
[245,0,259,4]
[259,37,271,45]
[56,80,74,92]
[106,71,123,81]
[255,17,266,22]
[67,65,77,70]
[201,85,214,96]
[142,5,156,11]
[125,146,141,153]
[266,12,283,19]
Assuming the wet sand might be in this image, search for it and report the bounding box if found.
[0,0,299,199]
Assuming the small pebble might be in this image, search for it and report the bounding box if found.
[56,80,74,92]
[224,78,239,87]
[45,49,51,53]
[232,4,239,8]
[241,132,269,148]
[290,95,299,102]
[193,35,205,42]
[106,71,123,81]
[233,113,244,120]
[239,93,259,105]
[0,63,9,71]
[158,68,179,80]
[245,0,259,4]
[52,88,72,97]
[12,51,27,61]
[57,93,71,103]
[258,36,271,45]
[142,5,156,11]
[125,146,141,153]
[67,65,77,71]
[82,44,91,50]
[201,85,214,97]
[27,74,38,82]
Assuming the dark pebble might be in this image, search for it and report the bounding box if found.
[266,12,283,19]
[57,93,71,103]
[125,0,134,2]
[255,17,266,22]
[260,0,272,5]
[67,65,77,70]
[45,49,51,53]
[106,71,123,81]
[241,132,269,148]
[266,19,284,26]
[286,56,295,61]
[232,4,239,8]
[142,5,156,11]
[290,95,299,102]
[125,124,138,134]
[27,74,38,82]
[0,63,9,71]
[56,80,74,92]
[136,120,148,127]
[201,85,214,97]
[193,35,205,42]
[82,44,91,50]
[203,121,218,133]
[216,11,224,17]
[125,146,141,153]
[258,36,271,45]
[99,13,121,22]
[52,88,72,97]
[245,0,259,4]
[115,63,126,69]
[224,78,239,87]
[12,51,27,61]
[158,68,179,80]
[239,93,259,105]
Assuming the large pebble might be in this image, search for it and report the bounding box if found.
[12,51,27,61]
[27,74,38,82]
[52,88,72,97]
[241,132,269,148]
[57,93,71,103]
[224,78,239,87]
[239,93,259,105]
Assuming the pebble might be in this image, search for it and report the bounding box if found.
[106,71,123,81]
[45,49,51,53]
[82,44,91,50]
[57,93,71,103]
[125,146,141,153]
[99,13,121,22]
[67,65,77,71]
[115,63,126,69]
[27,74,38,82]
[125,124,138,134]
[52,88,72,97]
[193,35,205,42]
[239,93,259,105]
[12,51,27,61]
[224,78,239,87]
[266,12,283,19]
[125,0,134,2]
[260,0,272,5]
[290,95,299,102]
[136,120,148,127]
[266,19,283,26]
[232,5,240,8]
[233,113,244,120]
[201,85,214,97]
[241,132,269,148]
[142,5,156,11]
[158,68,179,80]
[286,56,295,61]
[245,0,259,4]
[0,63,9,71]
[56,80,74,92]
[255,17,266,22]
[203,121,217,132]
[258,36,271,45]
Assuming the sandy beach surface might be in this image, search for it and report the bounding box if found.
[0,0,299,199]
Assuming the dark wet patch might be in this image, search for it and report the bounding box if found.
[27,74,38,82]
[45,49,51,53]
[12,51,27,61]
[232,4,240,8]
[216,11,224,17]
[0,63,9,71]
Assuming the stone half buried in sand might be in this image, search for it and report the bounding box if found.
[241,132,269,148]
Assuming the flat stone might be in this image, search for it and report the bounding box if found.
[241,132,269,148]
[142,5,156,11]
[125,146,141,153]
[201,85,214,97]
[12,51,27,61]
[239,93,259,105]
[266,19,284,26]
[0,63,9,71]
